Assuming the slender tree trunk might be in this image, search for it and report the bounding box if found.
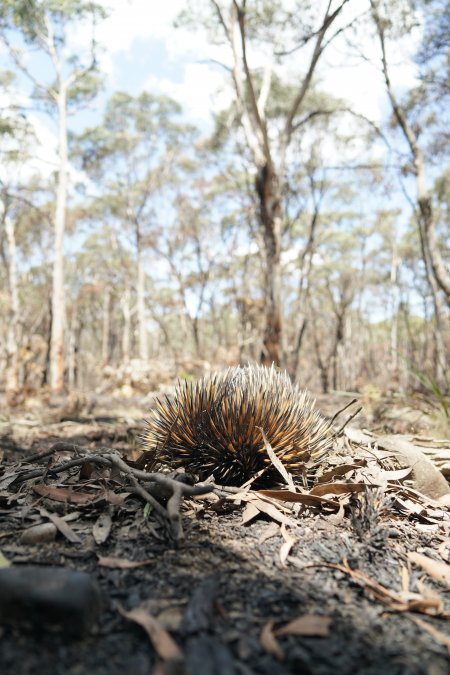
[67,310,78,390]
[121,283,131,365]
[136,227,148,361]
[4,213,19,395]
[256,163,283,366]
[50,84,68,392]
[101,289,111,365]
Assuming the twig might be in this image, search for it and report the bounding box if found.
[329,398,358,426]
[334,407,363,437]
[9,442,213,541]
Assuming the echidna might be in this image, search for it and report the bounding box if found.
[142,364,332,487]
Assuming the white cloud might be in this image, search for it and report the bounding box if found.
[143,63,232,122]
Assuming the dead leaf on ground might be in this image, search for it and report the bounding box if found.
[40,507,81,543]
[279,524,296,567]
[260,621,284,661]
[241,502,260,525]
[378,467,412,481]
[316,463,363,483]
[309,482,369,497]
[275,614,332,638]
[0,470,21,491]
[117,605,183,661]
[257,489,340,510]
[408,552,450,588]
[33,484,98,505]
[260,428,296,492]
[93,512,112,545]
[97,555,155,569]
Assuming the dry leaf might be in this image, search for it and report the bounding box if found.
[40,507,81,543]
[400,566,410,594]
[33,484,98,505]
[93,512,112,545]
[245,496,295,527]
[97,555,155,569]
[408,552,450,588]
[316,464,362,483]
[279,524,296,567]
[260,428,296,492]
[379,467,412,481]
[310,482,368,497]
[0,470,21,491]
[257,489,340,510]
[275,614,331,637]
[260,621,284,661]
[118,605,183,661]
[241,503,260,525]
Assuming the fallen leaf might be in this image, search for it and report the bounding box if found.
[241,502,260,525]
[0,470,20,491]
[93,512,112,545]
[400,566,410,594]
[249,498,295,527]
[97,555,155,569]
[33,484,98,505]
[408,552,450,588]
[257,489,340,510]
[379,467,412,481]
[275,614,331,637]
[310,483,368,497]
[260,621,284,661]
[118,605,183,661]
[259,429,296,492]
[40,507,81,544]
[279,524,296,567]
[316,464,362,483]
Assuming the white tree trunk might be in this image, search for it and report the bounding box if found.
[50,85,68,392]
[5,213,19,394]
[121,283,131,365]
[101,288,111,364]
[136,231,148,361]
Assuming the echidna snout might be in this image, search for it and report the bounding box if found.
[141,365,331,486]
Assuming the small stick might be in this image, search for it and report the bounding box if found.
[329,398,358,426]
[334,406,363,437]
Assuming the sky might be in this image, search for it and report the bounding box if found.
[0,0,421,179]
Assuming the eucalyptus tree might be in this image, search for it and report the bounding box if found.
[369,0,450,304]
[0,0,107,391]
[76,92,197,363]
[179,0,356,365]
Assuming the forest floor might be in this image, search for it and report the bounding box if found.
[0,390,449,675]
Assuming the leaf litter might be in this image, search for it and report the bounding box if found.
[0,418,449,673]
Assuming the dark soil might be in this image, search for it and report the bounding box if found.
[0,406,449,675]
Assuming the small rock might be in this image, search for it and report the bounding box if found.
[0,565,102,636]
